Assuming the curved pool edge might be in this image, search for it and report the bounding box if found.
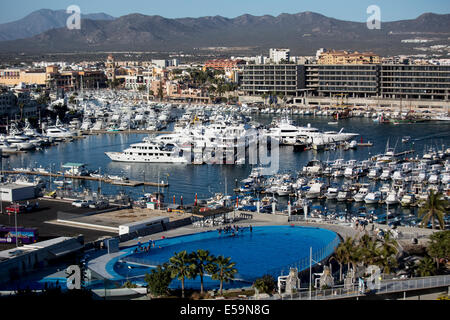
[100,225,340,287]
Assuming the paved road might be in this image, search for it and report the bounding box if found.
[0,199,116,250]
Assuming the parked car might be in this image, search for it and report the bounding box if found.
[89,200,109,209]
[72,200,90,208]
[5,202,36,214]
[5,204,27,214]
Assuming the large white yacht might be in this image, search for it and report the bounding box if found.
[45,117,77,139]
[105,140,188,163]
[45,126,76,139]
[268,117,358,145]
[268,117,303,145]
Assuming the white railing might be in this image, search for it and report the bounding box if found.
[280,275,450,300]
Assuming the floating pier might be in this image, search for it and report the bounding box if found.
[394,150,415,157]
[84,130,172,135]
[0,170,169,188]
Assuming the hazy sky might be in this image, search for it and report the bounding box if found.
[0,0,449,24]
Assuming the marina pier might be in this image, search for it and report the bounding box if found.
[0,170,169,188]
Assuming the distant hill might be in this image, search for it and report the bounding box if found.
[0,11,448,56]
[0,9,115,41]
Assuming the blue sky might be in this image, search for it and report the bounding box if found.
[0,0,449,24]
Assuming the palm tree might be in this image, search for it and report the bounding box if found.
[168,251,195,298]
[336,237,358,274]
[261,93,268,105]
[157,87,164,101]
[19,102,24,120]
[358,234,381,266]
[416,256,436,277]
[190,249,215,295]
[418,190,447,230]
[331,253,344,282]
[377,233,399,274]
[207,255,237,296]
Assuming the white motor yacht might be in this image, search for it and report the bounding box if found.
[337,189,352,202]
[306,183,325,199]
[45,126,76,139]
[368,167,382,179]
[325,187,339,200]
[277,184,292,196]
[105,140,188,163]
[400,194,416,207]
[380,168,392,181]
[365,191,381,204]
[385,191,399,205]
[0,140,17,152]
[354,187,369,202]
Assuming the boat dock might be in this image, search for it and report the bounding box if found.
[0,170,169,188]
[394,150,415,157]
[83,130,172,135]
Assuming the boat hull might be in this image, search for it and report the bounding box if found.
[105,152,188,163]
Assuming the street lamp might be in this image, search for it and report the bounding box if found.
[309,246,322,300]
[14,202,18,248]
[126,265,132,282]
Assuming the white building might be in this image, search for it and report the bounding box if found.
[0,184,36,202]
[124,75,152,90]
[316,48,327,60]
[269,48,290,64]
[152,59,179,69]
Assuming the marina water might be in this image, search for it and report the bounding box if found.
[3,114,450,218]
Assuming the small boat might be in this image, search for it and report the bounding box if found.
[365,191,381,204]
[402,136,411,143]
[385,191,399,205]
[328,122,338,125]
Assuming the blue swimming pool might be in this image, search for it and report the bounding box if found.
[112,225,340,290]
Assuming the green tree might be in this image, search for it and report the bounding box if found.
[122,280,138,288]
[144,263,173,297]
[216,84,225,97]
[107,79,120,89]
[336,237,358,273]
[331,253,344,282]
[36,94,50,105]
[169,251,195,298]
[277,93,285,106]
[416,256,436,277]
[190,249,215,295]
[377,233,399,274]
[253,274,276,295]
[137,85,146,92]
[357,234,380,267]
[18,102,25,120]
[207,255,237,296]
[157,87,164,101]
[427,230,450,269]
[418,190,448,230]
[68,95,76,104]
[261,93,268,105]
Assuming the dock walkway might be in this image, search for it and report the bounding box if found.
[1,170,168,188]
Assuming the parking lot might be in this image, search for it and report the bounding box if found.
[0,198,116,249]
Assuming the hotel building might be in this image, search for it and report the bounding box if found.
[241,64,305,97]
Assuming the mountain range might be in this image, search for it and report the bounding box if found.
[0,9,115,41]
[0,10,449,56]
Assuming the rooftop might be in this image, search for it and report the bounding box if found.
[0,236,73,261]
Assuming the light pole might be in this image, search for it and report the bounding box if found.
[142,170,145,194]
[15,203,18,248]
[309,246,322,300]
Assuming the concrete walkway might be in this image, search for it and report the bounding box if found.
[87,250,125,280]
